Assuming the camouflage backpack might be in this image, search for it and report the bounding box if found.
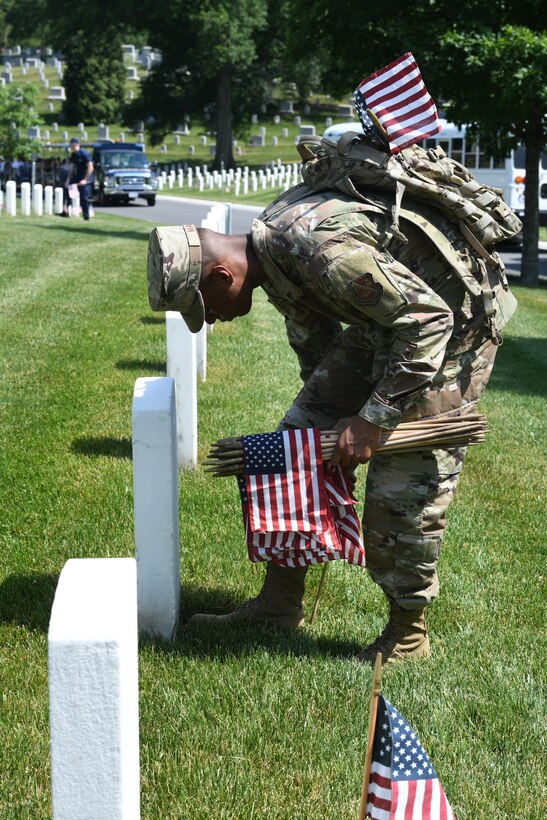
[296,131,522,249]
[296,131,521,342]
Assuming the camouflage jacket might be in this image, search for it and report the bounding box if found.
[252,184,517,429]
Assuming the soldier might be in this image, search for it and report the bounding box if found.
[147,182,517,664]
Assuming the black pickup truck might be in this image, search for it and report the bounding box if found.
[92,142,159,206]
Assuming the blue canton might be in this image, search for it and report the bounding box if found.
[373,696,437,782]
[242,432,286,475]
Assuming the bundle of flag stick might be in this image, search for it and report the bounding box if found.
[203,414,487,476]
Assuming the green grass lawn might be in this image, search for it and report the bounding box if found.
[0,214,545,818]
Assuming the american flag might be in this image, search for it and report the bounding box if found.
[237,429,365,568]
[367,695,454,819]
[354,52,441,154]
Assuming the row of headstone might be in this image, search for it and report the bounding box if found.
[46,200,238,817]
[1,181,87,218]
[161,162,301,196]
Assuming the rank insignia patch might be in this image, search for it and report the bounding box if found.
[350,272,383,305]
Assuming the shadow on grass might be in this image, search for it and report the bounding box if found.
[139,316,165,325]
[490,335,547,396]
[0,572,59,632]
[115,358,165,373]
[45,223,148,242]
[71,436,132,459]
[142,582,362,661]
[0,574,363,659]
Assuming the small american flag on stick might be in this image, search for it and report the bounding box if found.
[366,695,455,819]
[237,428,365,568]
[354,52,441,154]
[359,655,455,820]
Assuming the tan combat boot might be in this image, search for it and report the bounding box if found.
[355,604,430,665]
[187,563,307,628]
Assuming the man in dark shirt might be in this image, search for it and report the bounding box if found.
[67,137,94,220]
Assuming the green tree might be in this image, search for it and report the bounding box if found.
[126,0,286,169]
[286,0,547,285]
[434,26,547,286]
[62,30,126,124]
[0,84,43,160]
[3,0,131,126]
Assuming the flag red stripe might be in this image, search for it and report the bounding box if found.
[405,779,417,817]
[360,52,415,93]
[364,73,424,110]
[377,96,436,129]
[381,106,440,136]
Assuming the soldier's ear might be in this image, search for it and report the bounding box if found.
[209,265,234,286]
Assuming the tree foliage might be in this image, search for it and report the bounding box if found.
[3,0,131,125]
[125,0,287,168]
[285,0,547,284]
[62,30,126,124]
[0,84,43,159]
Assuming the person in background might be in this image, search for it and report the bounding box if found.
[67,137,94,221]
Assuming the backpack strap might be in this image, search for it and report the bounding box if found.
[399,208,503,345]
[296,135,323,162]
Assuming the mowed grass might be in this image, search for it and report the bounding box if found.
[0,214,545,819]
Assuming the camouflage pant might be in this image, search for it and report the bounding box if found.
[278,326,498,610]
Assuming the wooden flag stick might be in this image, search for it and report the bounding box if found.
[309,563,329,626]
[359,652,383,820]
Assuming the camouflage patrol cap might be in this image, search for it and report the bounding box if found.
[147,224,204,333]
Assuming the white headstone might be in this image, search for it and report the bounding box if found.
[54,187,64,214]
[281,127,289,138]
[299,124,316,136]
[48,86,66,101]
[165,314,197,469]
[6,180,17,215]
[48,558,140,820]
[132,377,181,640]
[337,104,353,117]
[33,184,43,215]
[44,185,53,215]
[21,182,31,216]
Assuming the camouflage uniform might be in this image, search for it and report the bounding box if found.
[251,184,517,611]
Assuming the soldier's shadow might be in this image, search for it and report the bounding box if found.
[0,574,362,660]
[151,582,363,661]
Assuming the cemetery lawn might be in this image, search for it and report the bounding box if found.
[0,213,545,819]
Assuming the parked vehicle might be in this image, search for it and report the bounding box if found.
[92,142,158,206]
[323,120,547,225]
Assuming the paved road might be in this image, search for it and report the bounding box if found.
[94,194,547,279]
[94,194,261,234]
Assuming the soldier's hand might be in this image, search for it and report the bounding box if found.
[329,416,383,468]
